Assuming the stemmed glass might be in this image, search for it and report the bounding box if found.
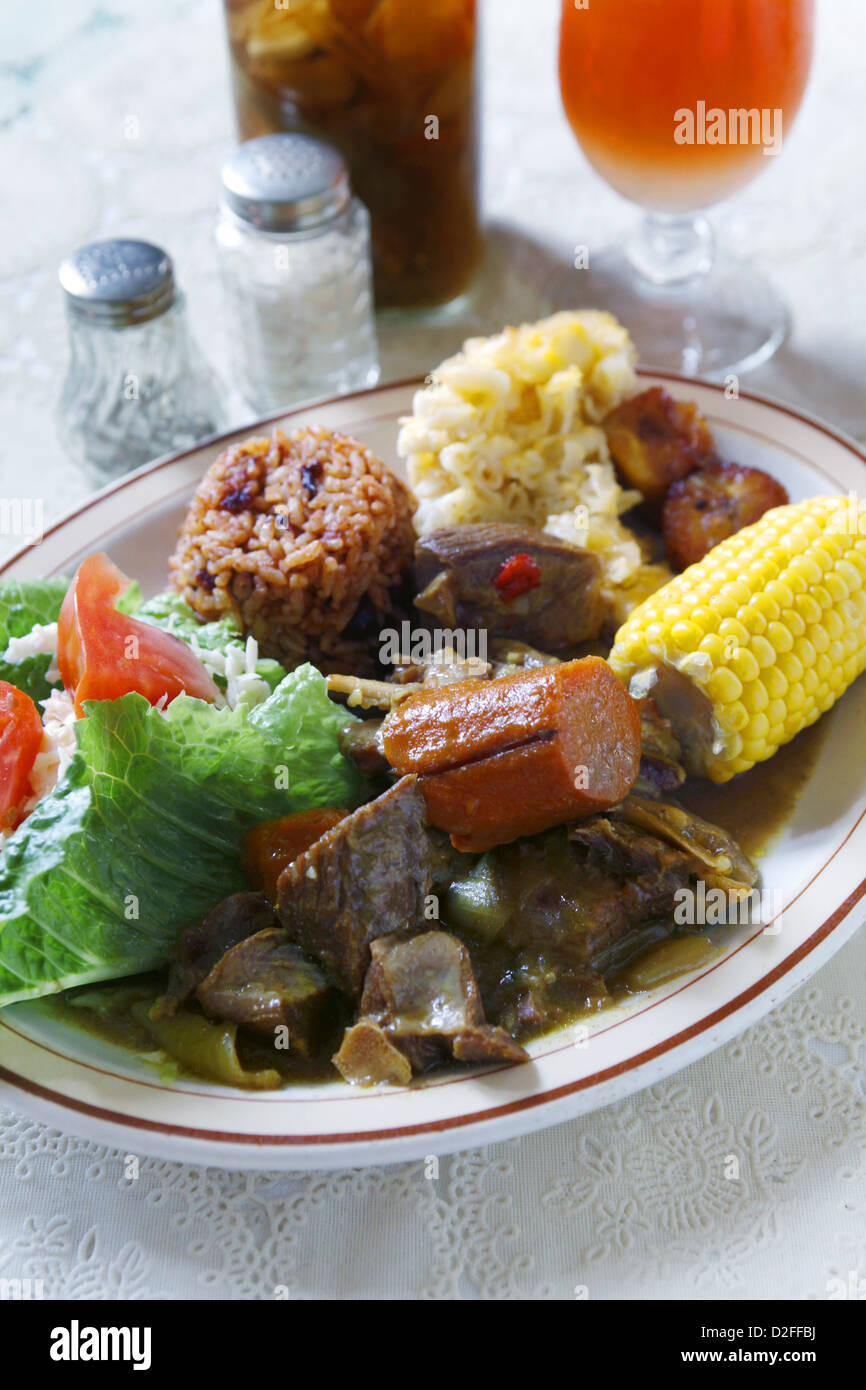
[559,0,815,376]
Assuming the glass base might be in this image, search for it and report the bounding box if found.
[376,223,562,380]
[564,245,789,379]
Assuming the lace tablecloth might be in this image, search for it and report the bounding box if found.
[2,930,864,1300]
[1,0,865,1300]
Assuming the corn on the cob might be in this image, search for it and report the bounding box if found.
[609,495,866,782]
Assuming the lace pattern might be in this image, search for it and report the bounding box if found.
[1,934,864,1301]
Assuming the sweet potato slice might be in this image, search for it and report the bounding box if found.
[382,657,641,852]
[243,807,350,904]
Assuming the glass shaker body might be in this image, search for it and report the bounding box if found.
[57,296,224,485]
[216,135,379,415]
[56,241,224,485]
[216,198,379,415]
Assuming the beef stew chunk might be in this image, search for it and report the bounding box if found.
[337,718,390,776]
[276,775,435,996]
[570,810,691,876]
[446,825,692,964]
[196,927,334,1053]
[442,810,754,1036]
[636,696,686,794]
[414,523,607,650]
[333,931,528,1084]
[331,1020,413,1086]
[153,891,278,1020]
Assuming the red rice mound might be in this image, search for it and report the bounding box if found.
[169,426,416,672]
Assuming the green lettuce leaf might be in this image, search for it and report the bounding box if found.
[114,579,142,616]
[0,580,287,705]
[0,665,364,1007]
[136,590,287,695]
[0,577,68,701]
[136,590,242,650]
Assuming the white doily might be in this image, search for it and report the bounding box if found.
[1,929,864,1301]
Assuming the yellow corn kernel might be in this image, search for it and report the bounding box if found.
[609,496,866,781]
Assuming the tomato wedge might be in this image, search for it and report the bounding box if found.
[57,553,220,716]
[0,680,44,831]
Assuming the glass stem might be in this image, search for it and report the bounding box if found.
[626,213,715,288]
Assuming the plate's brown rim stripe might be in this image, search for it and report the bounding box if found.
[4,794,863,1103]
[1,370,864,580]
[702,415,858,487]
[0,372,864,1145]
[648,369,866,461]
[1,874,863,1147]
[0,381,426,577]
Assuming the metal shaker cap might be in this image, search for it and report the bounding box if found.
[221,134,350,233]
[59,240,175,326]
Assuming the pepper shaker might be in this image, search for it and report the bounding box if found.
[56,240,224,484]
[215,133,380,413]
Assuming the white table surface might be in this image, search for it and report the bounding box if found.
[0,0,864,1300]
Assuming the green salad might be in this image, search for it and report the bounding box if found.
[0,567,365,1008]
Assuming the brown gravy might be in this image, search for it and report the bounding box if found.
[39,721,830,1086]
[677,717,830,861]
[43,981,340,1087]
[604,718,833,999]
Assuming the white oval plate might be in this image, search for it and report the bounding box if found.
[1,374,864,1170]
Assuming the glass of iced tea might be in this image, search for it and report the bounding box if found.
[559,0,815,374]
[223,0,482,310]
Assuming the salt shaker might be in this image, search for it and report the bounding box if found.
[216,134,380,413]
[57,240,224,484]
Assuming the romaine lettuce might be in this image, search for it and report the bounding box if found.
[0,665,364,1006]
[136,589,243,650]
[0,577,68,701]
[0,578,287,704]
[136,590,287,694]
